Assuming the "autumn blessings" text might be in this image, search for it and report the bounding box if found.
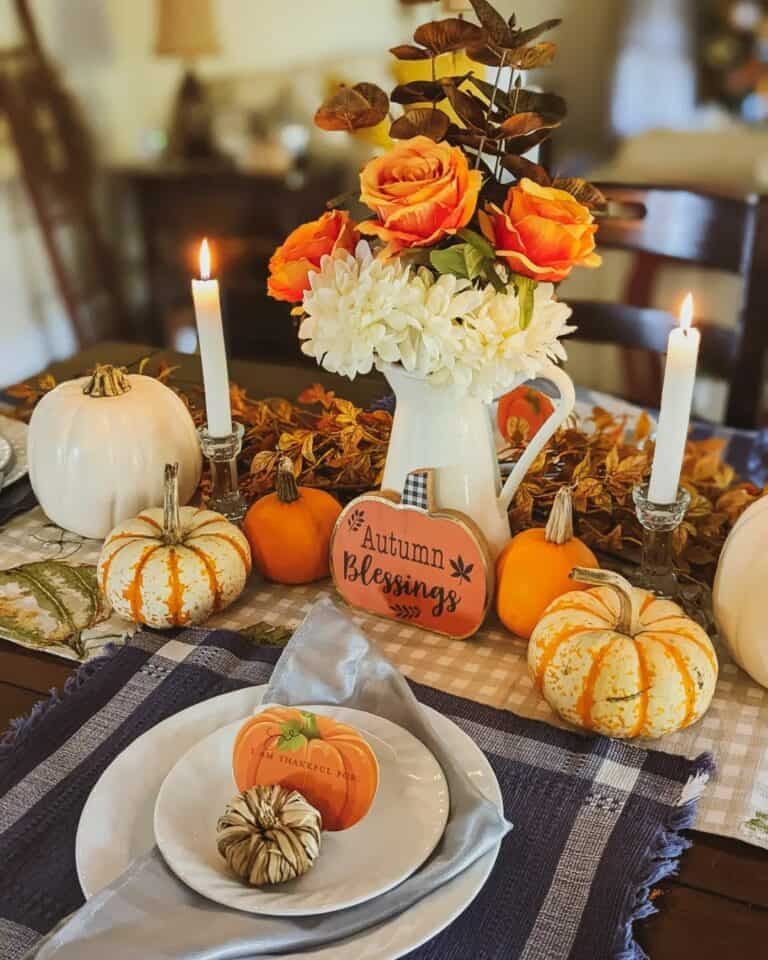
[342,522,460,617]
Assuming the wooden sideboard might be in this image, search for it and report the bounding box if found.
[115,163,347,362]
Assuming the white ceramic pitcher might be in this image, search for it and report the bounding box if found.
[380,361,575,558]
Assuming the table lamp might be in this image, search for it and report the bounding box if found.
[155,0,221,160]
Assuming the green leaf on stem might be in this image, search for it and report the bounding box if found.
[484,263,506,292]
[458,228,496,261]
[464,244,486,280]
[513,274,538,329]
[430,244,472,279]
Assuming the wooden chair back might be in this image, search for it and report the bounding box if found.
[567,183,768,429]
[0,0,128,347]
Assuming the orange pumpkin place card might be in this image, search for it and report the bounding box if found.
[233,707,379,831]
[330,469,493,639]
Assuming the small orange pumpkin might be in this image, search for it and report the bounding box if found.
[497,385,554,443]
[496,486,599,639]
[243,457,342,584]
[232,706,379,831]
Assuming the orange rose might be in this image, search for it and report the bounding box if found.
[479,178,601,283]
[358,136,482,254]
[268,210,358,303]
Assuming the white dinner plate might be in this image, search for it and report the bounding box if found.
[77,687,502,960]
[0,415,28,489]
[154,708,450,916]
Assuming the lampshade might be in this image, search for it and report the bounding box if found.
[155,0,220,59]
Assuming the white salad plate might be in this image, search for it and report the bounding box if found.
[0,415,28,489]
[153,708,450,916]
[77,687,503,960]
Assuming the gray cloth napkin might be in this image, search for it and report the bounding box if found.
[27,597,510,960]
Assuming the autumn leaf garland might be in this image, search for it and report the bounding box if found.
[9,368,765,586]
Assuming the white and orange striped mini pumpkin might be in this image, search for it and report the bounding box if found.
[528,568,718,739]
[98,463,251,629]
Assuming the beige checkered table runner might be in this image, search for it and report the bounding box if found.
[2,505,768,851]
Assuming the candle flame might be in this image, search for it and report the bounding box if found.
[679,292,694,332]
[199,238,211,281]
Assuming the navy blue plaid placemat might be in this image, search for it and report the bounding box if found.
[0,627,712,960]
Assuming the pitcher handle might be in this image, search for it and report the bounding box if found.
[498,360,575,512]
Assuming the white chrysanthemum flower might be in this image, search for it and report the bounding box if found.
[298,240,574,399]
[300,241,421,379]
[460,281,575,401]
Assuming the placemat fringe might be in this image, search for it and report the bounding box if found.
[615,752,715,960]
[0,642,121,766]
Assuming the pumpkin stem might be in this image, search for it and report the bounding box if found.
[569,567,640,636]
[300,710,321,740]
[276,457,300,504]
[163,462,183,545]
[545,487,574,544]
[82,364,131,398]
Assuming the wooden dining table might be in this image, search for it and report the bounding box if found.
[1,339,767,960]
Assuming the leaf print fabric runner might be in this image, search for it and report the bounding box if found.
[0,561,123,661]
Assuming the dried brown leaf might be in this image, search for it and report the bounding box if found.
[498,111,561,138]
[513,18,562,47]
[465,44,507,67]
[500,154,552,184]
[634,410,652,441]
[297,384,336,407]
[509,42,558,69]
[572,453,592,482]
[552,177,607,211]
[314,83,389,132]
[442,83,488,130]
[389,43,432,61]
[390,107,450,141]
[413,18,485,55]
[390,81,445,105]
[468,0,515,47]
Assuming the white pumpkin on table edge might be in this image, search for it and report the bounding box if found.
[713,494,768,687]
[98,463,252,629]
[28,364,202,539]
[528,568,718,739]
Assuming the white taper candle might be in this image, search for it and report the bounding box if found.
[191,238,232,438]
[648,293,701,504]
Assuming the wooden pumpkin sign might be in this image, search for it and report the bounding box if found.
[233,707,379,832]
[330,469,493,639]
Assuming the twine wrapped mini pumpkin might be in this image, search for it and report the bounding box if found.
[216,785,322,886]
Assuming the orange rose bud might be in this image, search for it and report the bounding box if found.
[268,210,359,303]
[479,178,602,283]
[358,135,482,254]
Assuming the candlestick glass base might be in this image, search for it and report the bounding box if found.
[631,482,713,628]
[632,483,690,598]
[198,422,248,524]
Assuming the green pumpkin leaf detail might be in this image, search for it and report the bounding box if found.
[278,720,307,752]
[277,710,322,751]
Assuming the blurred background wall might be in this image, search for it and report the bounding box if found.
[1,0,766,423]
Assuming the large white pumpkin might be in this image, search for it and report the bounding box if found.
[28,364,202,538]
[713,495,768,687]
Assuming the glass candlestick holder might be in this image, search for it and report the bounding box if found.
[198,422,248,524]
[632,482,691,599]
